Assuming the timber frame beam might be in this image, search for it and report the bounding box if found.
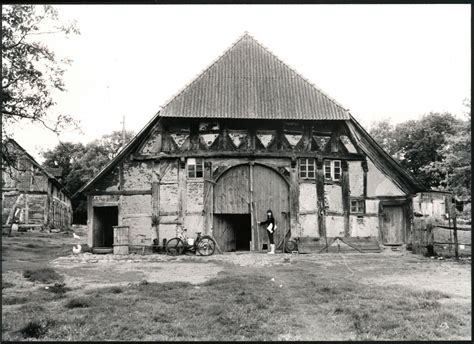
[131,151,365,161]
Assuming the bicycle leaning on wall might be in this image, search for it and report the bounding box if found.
[165,227,216,256]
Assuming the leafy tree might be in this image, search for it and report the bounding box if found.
[42,130,135,223]
[435,98,471,198]
[370,112,463,190]
[42,142,86,186]
[2,5,80,171]
[368,118,398,157]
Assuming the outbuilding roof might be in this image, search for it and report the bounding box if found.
[159,32,349,120]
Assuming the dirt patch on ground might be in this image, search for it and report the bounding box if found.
[51,259,223,290]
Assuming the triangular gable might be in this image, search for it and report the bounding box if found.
[345,116,426,194]
[2,139,71,197]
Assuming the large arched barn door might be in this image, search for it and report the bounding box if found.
[253,164,290,251]
[213,165,251,252]
[213,164,290,252]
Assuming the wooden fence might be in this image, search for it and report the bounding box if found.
[411,215,471,259]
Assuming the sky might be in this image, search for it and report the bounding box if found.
[8,4,471,162]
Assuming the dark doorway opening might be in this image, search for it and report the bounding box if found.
[213,214,251,251]
[233,214,252,251]
[93,206,118,247]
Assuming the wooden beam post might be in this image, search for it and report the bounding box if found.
[87,194,93,247]
[152,181,160,245]
[203,161,214,236]
[341,160,350,237]
[316,158,326,240]
[453,212,459,261]
[178,158,186,227]
[249,161,259,251]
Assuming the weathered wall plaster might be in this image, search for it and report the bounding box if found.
[325,184,343,213]
[348,161,364,197]
[123,161,153,189]
[366,159,404,197]
[299,214,319,237]
[325,215,345,237]
[298,182,317,213]
[349,215,379,237]
[186,181,204,214]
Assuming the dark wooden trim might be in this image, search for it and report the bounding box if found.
[203,161,213,235]
[341,161,350,236]
[119,161,124,190]
[249,163,256,251]
[159,211,179,217]
[315,159,326,238]
[289,165,299,240]
[326,211,344,216]
[87,190,152,196]
[131,151,365,161]
[93,202,119,207]
[178,159,186,225]
[21,190,48,195]
[361,160,368,197]
[152,181,160,243]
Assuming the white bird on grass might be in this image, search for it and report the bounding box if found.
[73,233,80,240]
[72,244,82,254]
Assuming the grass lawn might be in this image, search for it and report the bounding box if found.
[1,231,472,341]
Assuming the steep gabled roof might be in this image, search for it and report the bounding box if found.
[77,33,425,195]
[2,139,72,198]
[159,32,349,120]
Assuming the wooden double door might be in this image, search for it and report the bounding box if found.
[213,164,290,251]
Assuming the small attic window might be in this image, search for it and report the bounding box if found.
[199,122,220,132]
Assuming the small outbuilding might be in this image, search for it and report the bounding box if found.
[78,33,426,252]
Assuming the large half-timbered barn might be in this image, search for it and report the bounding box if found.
[78,33,426,253]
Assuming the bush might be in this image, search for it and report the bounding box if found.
[47,282,69,294]
[18,320,51,338]
[2,282,14,289]
[23,268,63,283]
[65,297,90,309]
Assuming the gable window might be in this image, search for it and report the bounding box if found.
[350,198,365,214]
[299,158,315,179]
[187,158,204,179]
[324,160,341,181]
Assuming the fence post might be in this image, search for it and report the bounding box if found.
[453,214,459,261]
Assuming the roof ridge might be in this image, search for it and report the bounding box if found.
[3,138,71,196]
[246,33,349,112]
[158,32,250,112]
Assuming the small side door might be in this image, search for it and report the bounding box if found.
[381,205,404,245]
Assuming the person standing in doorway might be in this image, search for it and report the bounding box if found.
[258,209,276,254]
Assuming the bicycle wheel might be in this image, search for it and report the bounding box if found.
[196,236,216,256]
[285,240,298,253]
[166,238,185,256]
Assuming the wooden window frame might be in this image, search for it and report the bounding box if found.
[324,160,341,182]
[299,158,316,179]
[350,198,365,214]
[187,158,204,179]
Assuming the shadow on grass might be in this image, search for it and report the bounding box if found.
[23,268,63,283]
[2,262,471,341]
